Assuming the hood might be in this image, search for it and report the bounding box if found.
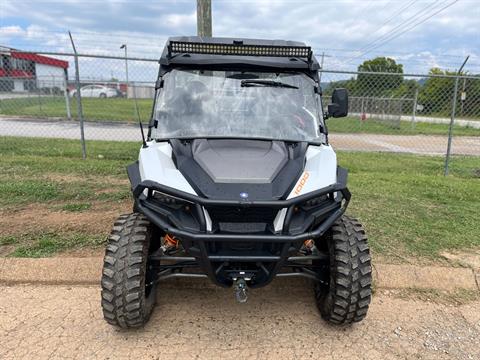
[170,138,308,201]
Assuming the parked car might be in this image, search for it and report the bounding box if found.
[71,85,121,98]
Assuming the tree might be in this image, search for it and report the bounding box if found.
[418,68,456,116]
[419,68,480,117]
[357,57,403,96]
[460,75,480,118]
[392,79,420,98]
[322,77,357,96]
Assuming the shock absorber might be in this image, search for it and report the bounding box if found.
[160,234,178,253]
[300,239,316,255]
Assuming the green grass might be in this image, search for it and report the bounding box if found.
[0,136,479,260]
[0,96,153,122]
[339,151,480,259]
[0,137,136,207]
[3,232,105,258]
[328,117,480,136]
[0,136,139,171]
[0,177,130,207]
[0,235,18,246]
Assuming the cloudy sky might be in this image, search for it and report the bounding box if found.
[1,0,479,76]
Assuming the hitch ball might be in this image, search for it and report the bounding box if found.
[234,278,248,303]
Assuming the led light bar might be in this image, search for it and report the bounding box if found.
[168,41,312,60]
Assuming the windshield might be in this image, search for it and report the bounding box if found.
[151,69,324,143]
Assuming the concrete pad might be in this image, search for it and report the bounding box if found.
[1,285,480,359]
[375,264,478,291]
[0,257,103,285]
[0,258,479,292]
[440,249,480,270]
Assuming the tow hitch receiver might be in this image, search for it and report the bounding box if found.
[234,278,248,303]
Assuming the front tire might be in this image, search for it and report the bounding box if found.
[101,213,159,328]
[315,216,372,324]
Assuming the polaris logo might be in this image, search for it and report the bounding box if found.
[239,192,249,199]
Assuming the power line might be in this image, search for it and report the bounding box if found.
[8,30,474,60]
[367,0,418,39]
[346,0,447,62]
[4,20,472,60]
[314,53,480,67]
[346,0,460,63]
[313,47,475,59]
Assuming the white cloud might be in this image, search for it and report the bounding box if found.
[0,25,24,36]
[0,0,479,74]
[163,12,196,28]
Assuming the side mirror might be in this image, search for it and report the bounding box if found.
[327,88,348,118]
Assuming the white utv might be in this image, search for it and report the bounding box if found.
[101,37,372,328]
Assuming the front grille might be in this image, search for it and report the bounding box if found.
[219,222,267,233]
[206,206,277,223]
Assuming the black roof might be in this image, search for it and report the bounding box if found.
[159,36,320,71]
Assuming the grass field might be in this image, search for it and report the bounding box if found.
[0,96,153,123]
[1,96,479,136]
[0,136,479,259]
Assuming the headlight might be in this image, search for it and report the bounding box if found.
[151,191,191,210]
[304,194,329,207]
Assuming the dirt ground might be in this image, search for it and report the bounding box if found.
[0,283,479,360]
[0,201,132,257]
[0,202,131,238]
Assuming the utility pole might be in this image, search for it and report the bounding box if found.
[197,0,212,37]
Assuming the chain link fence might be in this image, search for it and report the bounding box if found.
[0,50,479,174]
[319,69,480,174]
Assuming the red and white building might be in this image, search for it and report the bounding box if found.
[0,46,69,93]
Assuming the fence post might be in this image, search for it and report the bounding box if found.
[68,31,87,160]
[444,56,469,176]
[360,97,364,125]
[459,77,466,116]
[63,69,72,120]
[411,88,418,129]
[37,90,43,113]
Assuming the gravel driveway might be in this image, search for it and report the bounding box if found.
[1,283,479,359]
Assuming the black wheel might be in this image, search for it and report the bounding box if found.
[101,213,160,328]
[314,215,372,324]
[99,93,107,98]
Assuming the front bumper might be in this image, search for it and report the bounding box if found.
[128,162,350,287]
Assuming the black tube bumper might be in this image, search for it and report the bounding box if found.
[127,161,350,287]
[129,162,350,239]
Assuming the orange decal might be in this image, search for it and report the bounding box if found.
[294,172,310,195]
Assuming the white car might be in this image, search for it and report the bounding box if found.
[71,85,120,98]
